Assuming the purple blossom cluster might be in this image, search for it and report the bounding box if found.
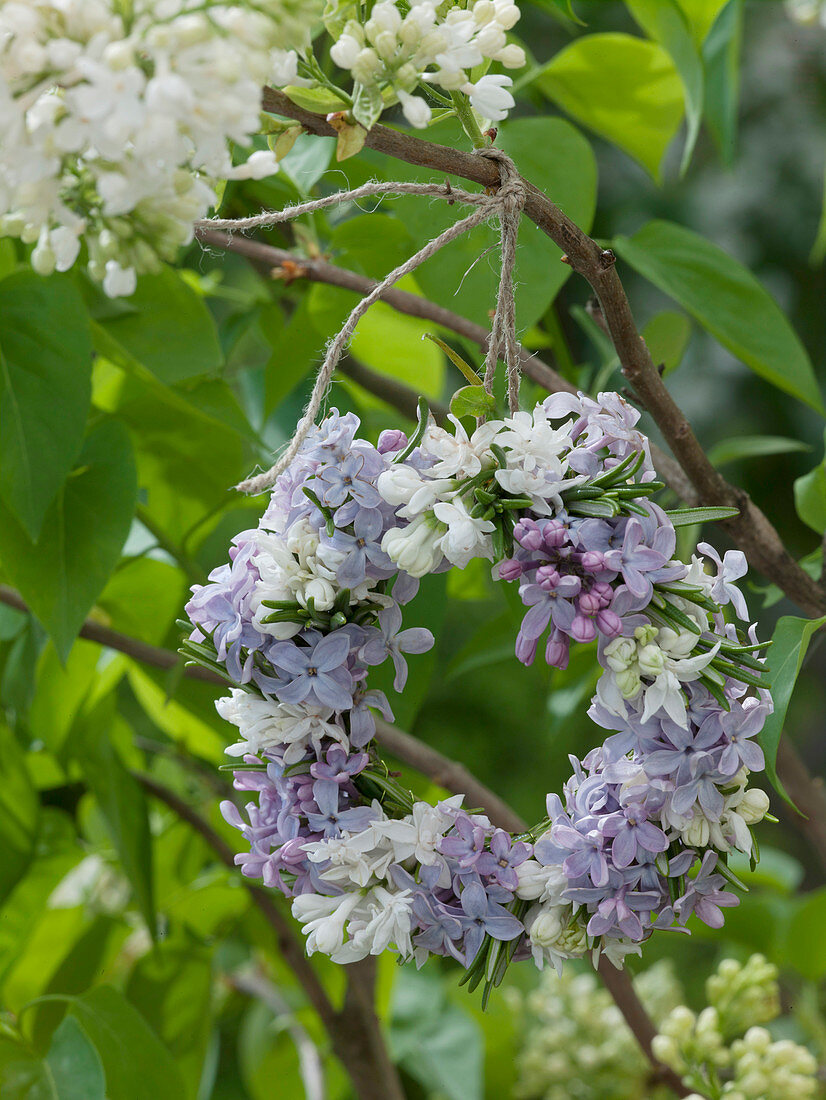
[500,503,684,670]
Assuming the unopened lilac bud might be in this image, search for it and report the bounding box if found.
[536,564,561,591]
[498,558,523,582]
[570,614,597,643]
[542,520,567,550]
[578,591,601,615]
[545,631,569,670]
[738,788,770,824]
[596,609,622,637]
[514,518,543,550]
[377,428,407,454]
[516,631,538,666]
[581,550,606,573]
[591,581,614,606]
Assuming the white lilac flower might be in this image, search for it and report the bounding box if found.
[420,415,500,479]
[302,822,395,888]
[381,513,445,577]
[376,464,454,518]
[462,73,515,121]
[325,0,525,129]
[433,496,496,568]
[372,796,464,881]
[215,689,346,762]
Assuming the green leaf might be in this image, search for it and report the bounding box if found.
[282,84,350,113]
[351,81,383,130]
[335,120,367,161]
[758,615,826,807]
[0,272,92,540]
[794,431,826,534]
[69,986,186,1100]
[666,506,739,526]
[125,943,213,1095]
[642,310,691,376]
[675,0,730,46]
[614,220,824,413]
[784,889,826,980]
[0,420,137,661]
[449,386,496,419]
[71,698,155,935]
[625,0,704,173]
[0,723,39,908]
[708,434,810,468]
[702,0,743,165]
[423,334,482,386]
[1,1017,106,1100]
[29,641,101,755]
[97,558,186,647]
[91,268,223,384]
[536,34,684,181]
[811,157,826,266]
[389,969,483,1100]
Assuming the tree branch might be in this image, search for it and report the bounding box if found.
[261,87,823,618]
[134,770,405,1100]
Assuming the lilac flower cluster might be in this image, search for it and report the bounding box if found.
[183,394,772,987]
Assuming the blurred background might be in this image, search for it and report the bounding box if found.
[1,1,826,1097]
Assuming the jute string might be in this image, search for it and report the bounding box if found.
[198,149,526,495]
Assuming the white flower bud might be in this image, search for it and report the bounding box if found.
[737,788,770,824]
[381,515,444,578]
[638,643,666,677]
[604,636,636,672]
[496,43,527,67]
[616,667,642,699]
[680,812,710,848]
[398,90,432,128]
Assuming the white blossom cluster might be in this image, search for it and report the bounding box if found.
[326,0,525,128]
[515,954,819,1100]
[377,408,581,578]
[0,0,317,295]
[511,959,683,1099]
[653,955,819,1100]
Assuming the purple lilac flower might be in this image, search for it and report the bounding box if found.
[269,631,355,710]
[438,814,490,869]
[475,830,532,892]
[323,508,394,586]
[601,803,668,868]
[676,852,739,929]
[456,881,523,963]
[304,779,378,838]
[314,452,382,509]
[360,603,435,690]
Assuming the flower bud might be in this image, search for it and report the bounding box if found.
[638,643,666,677]
[737,788,770,824]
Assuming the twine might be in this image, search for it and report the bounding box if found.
[200,151,527,494]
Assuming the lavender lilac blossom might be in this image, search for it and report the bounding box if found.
[184,394,772,982]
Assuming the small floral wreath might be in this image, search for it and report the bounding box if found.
[183,390,773,1003]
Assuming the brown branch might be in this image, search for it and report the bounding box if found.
[134,771,405,1100]
[341,354,449,424]
[261,87,823,618]
[196,227,693,501]
[374,717,526,833]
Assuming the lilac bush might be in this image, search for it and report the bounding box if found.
[183,393,773,997]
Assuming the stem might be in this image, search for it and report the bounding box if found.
[450,90,488,149]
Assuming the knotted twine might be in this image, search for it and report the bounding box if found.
[196,148,527,494]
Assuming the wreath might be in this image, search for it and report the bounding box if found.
[182,391,773,1004]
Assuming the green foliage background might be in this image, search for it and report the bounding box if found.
[1,2,826,1097]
